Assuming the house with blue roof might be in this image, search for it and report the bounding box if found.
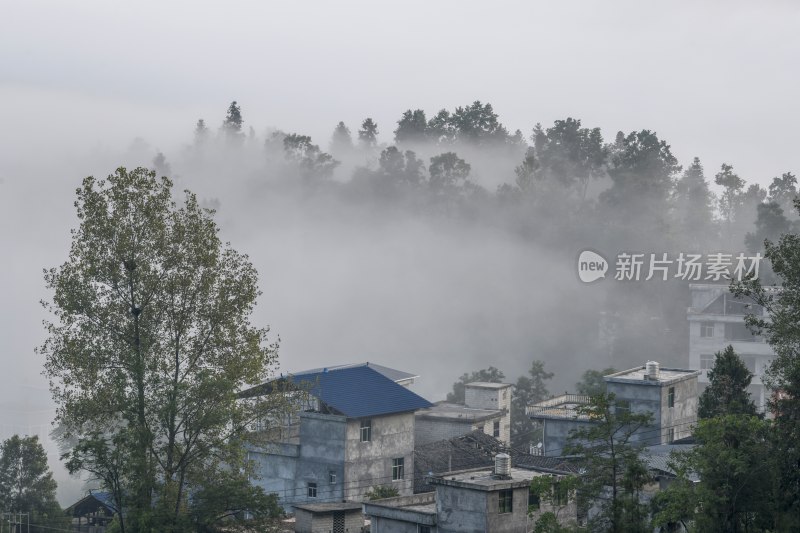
[240,363,432,509]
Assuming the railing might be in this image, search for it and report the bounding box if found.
[527,394,591,418]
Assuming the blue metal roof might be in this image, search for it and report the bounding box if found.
[289,365,432,418]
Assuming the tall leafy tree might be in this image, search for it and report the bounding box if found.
[40,167,286,532]
[661,415,774,533]
[394,109,427,145]
[745,202,792,253]
[329,121,354,156]
[222,101,244,143]
[449,101,508,145]
[510,360,553,450]
[735,204,800,528]
[426,109,456,145]
[698,345,758,419]
[767,171,798,217]
[672,157,716,250]
[283,134,339,181]
[428,152,471,193]
[532,118,606,201]
[0,435,67,533]
[574,368,616,397]
[446,367,505,404]
[193,119,209,147]
[600,130,680,248]
[566,394,652,533]
[358,118,379,149]
[715,163,747,246]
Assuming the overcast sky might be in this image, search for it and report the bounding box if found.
[1,0,799,503]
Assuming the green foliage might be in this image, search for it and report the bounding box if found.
[358,118,379,148]
[329,121,354,156]
[446,367,505,404]
[364,485,399,500]
[735,210,800,528]
[40,167,286,532]
[511,360,553,449]
[394,109,428,144]
[767,171,797,215]
[698,345,758,419]
[671,415,773,532]
[565,393,652,533]
[283,134,339,180]
[715,163,745,223]
[223,101,243,134]
[745,201,792,253]
[428,152,471,193]
[0,435,68,533]
[532,117,606,200]
[649,459,697,533]
[672,157,716,250]
[574,368,616,397]
[190,469,283,532]
[603,130,680,208]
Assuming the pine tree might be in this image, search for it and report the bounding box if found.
[698,345,758,419]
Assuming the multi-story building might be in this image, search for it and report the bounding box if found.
[528,362,699,456]
[241,363,432,509]
[364,461,577,533]
[687,283,774,410]
[415,382,512,447]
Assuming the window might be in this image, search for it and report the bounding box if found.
[668,428,675,443]
[392,457,405,480]
[360,419,371,442]
[329,471,337,484]
[700,322,715,338]
[498,489,513,513]
[700,354,715,370]
[418,527,431,533]
[668,387,675,408]
[725,322,760,342]
[528,487,540,509]
[493,420,500,438]
[615,399,631,414]
[553,482,568,506]
[307,482,317,498]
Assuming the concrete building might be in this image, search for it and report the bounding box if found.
[241,364,432,508]
[688,283,774,410]
[528,363,700,456]
[364,463,577,533]
[293,502,364,533]
[415,382,511,446]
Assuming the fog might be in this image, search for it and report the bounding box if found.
[2,0,799,505]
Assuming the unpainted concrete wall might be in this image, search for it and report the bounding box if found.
[344,412,415,501]
[294,509,363,533]
[465,385,511,445]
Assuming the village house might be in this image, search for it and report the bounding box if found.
[415,382,512,447]
[364,456,578,533]
[687,283,774,410]
[240,363,432,509]
[528,362,699,456]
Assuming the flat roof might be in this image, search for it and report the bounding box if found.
[416,402,503,423]
[362,493,437,524]
[429,467,539,491]
[293,501,363,513]
[465,382,512,389]
[605,366,700,386]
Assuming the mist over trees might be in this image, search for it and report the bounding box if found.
[142,99,797,390]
